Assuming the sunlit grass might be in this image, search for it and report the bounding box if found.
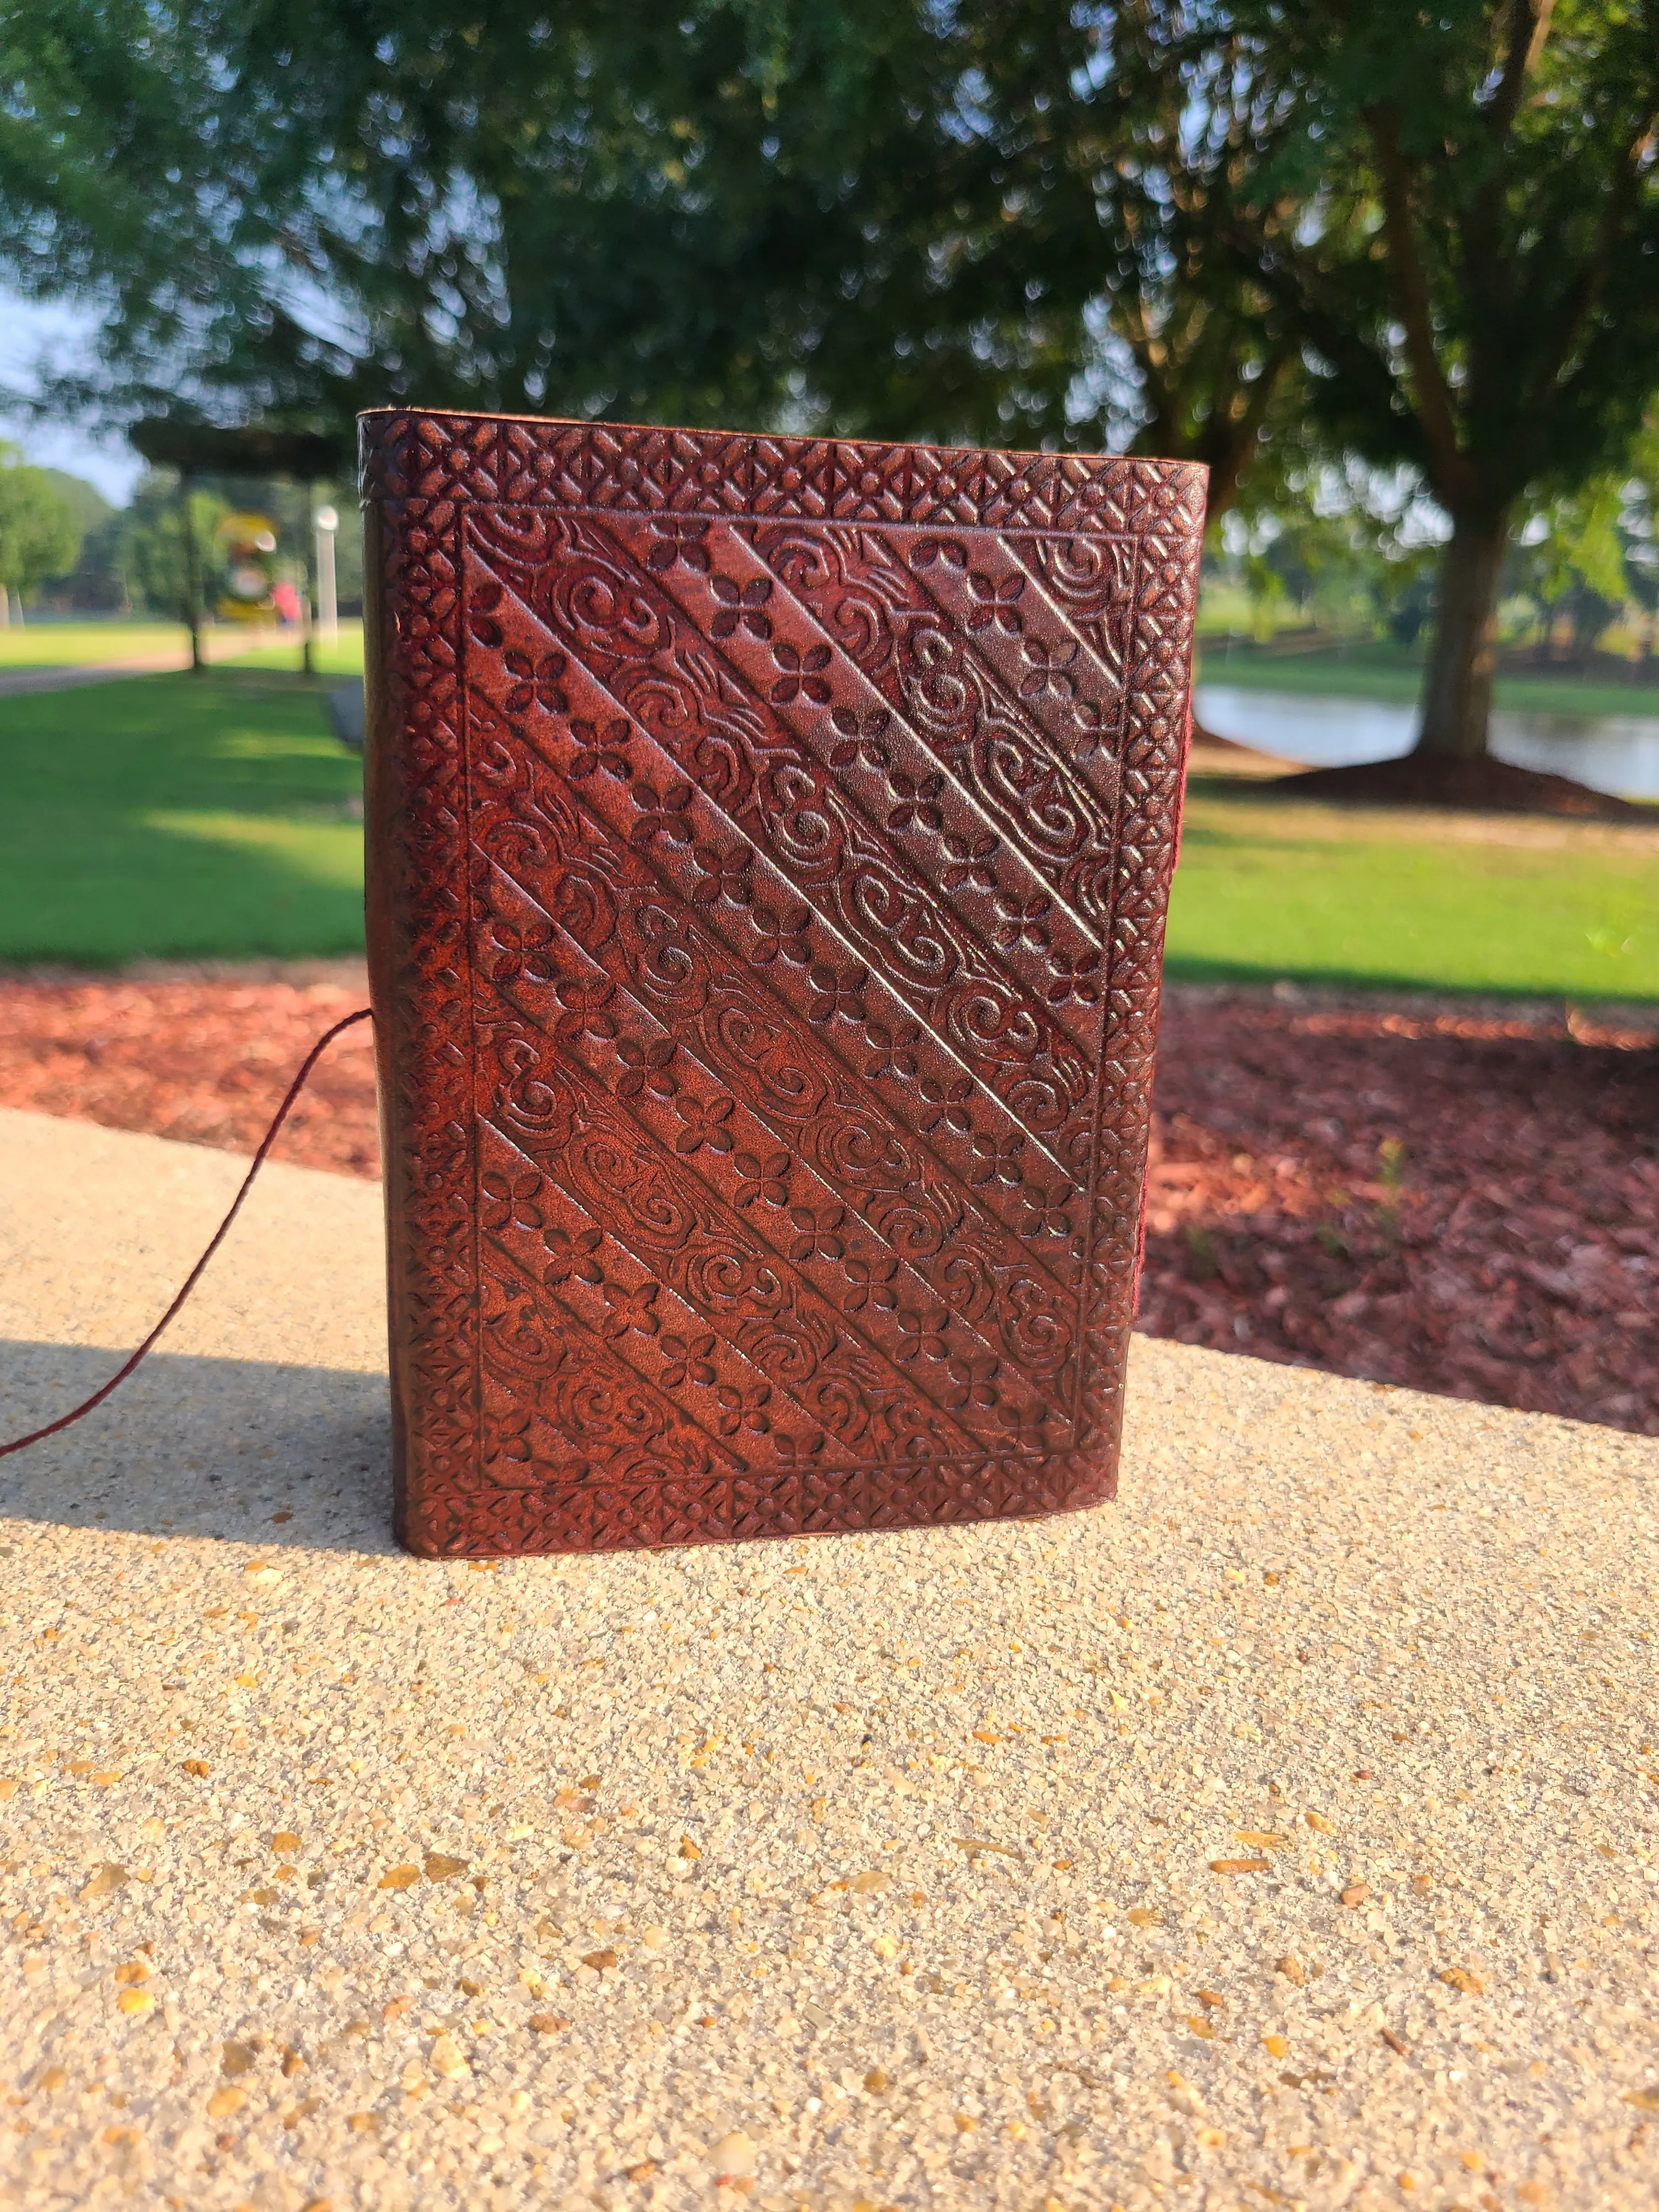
[3,661,1653,998]
[0,667,364,963]
[1166,782,1659,999]
[0,620,192,667]
[0,618,365,676]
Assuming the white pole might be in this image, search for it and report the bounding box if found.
[314,505,339,646]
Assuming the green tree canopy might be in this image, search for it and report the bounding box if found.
[1218,0,1659,756]
[3,1,1657,764]
[0,0,1308,499]
[0,448,84,600]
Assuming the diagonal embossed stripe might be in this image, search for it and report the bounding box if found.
[461,525,1092,1195]
[455,504,1132,1477]
[462,507,1097,1142]
[472,1099,982,1474]
[476,1195,748,1485]
[585,508,1103,1058]
[456,551,1092,1257]
[469,738,1085,1323]
[634,522,1109,972]
[743,519,1123,938]
[466,893,1036,1469]
[458,622,1085,1458]
[471,828,1076,1428]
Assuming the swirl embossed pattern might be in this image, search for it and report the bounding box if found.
[361,414,1205,1554]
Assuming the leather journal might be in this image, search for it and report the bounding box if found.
[360,410,1205,1556]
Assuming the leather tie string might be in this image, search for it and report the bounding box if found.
[0,1007,374,1461]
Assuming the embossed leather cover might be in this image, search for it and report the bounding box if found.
[360,409,1204,1556]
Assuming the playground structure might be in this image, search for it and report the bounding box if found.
[126,419,350,675]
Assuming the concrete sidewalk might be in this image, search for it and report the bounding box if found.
[1,1105,1655,2211]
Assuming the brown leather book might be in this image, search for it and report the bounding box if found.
[360,411,1205,1556]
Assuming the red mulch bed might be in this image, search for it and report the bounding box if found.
[0,963,382,1180]
[1,964,1654,1437]
[1142,990,1658,1435]
[1267,753,1648,820]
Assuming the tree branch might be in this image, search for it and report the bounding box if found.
[1227,207,1434,482]
[1202,338,1293,515]
[1486,0,1555,145]
[1532,109,1659,399]
[1460,0,1550,326]
[1364,101,1479,507]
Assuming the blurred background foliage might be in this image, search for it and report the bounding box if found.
[1,0,1657,744]
[5,466,363,621]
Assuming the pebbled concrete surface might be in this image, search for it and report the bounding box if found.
[1,1104,1656,2212]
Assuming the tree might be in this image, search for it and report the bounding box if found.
[1618,414,1659,670]
[1220,0,1659,765]
[1217,459,1449,639]
[23,470,116,611]
[1001,0,1308,511]
[0,449,83,610]
[105,471,229,626]
[1510,477,1629,664]
[0,0,1316,516]
[4,1,1656,780]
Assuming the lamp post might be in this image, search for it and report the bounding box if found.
[314,504,339,648]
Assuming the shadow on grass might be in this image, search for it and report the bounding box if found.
[1158,954,1656,998]
[0,1341,396,1556]
[0,815,366,967]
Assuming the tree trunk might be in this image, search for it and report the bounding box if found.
[301,478,317,678]
[1415,509,1510,760]
[180,467,204,674]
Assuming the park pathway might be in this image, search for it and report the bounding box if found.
[1,1107,1655,2210]
[0,629,294,697]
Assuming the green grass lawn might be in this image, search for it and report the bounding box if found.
[208,626,365,679]
[1166,779,1659,999]
[0,668,365,963]
[0,618,365,674]
[2,665,1655,997]
[0,619,191,667]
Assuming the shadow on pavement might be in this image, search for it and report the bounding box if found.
[0,1340,396,1554]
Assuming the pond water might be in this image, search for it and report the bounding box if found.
[1195,682,1659,800]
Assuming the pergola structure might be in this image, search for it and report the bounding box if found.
[127,419,351,673]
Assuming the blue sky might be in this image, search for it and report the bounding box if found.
[0,291,144,504]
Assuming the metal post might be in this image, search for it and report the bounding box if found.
[314,502,340,646]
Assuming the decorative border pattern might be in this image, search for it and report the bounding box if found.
[362,413,1203,1555]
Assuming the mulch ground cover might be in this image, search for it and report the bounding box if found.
[1268,751,1650,820]
[2,963,1654,1437]
[1142,989,1657,1438]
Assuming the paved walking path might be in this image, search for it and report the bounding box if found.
[1,1107,1655,2211]
[0,656,188,697]
[0,631,295,697]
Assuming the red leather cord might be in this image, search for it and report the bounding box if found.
[0,1006,374,1461]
